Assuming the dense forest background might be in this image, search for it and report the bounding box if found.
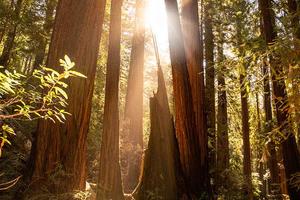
[0,0,299,199]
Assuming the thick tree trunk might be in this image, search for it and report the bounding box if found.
[164,0,209,197]
[0,0,23,67]
[29,0,106,194]
[123,0,145,192]
[133,66,187,200]
[181,0,209,194]
[216,29,229,192]
[32,0,56,70]
[96,0,124,199]
[259,0,300,199]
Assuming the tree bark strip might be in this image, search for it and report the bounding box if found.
[133,66,186,200]
[96,0,124,199]
[123,0,145,192]
[216,27,229,192]
[164,0,209,197]
[181,0,209,192]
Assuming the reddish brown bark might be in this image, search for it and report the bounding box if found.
[133,66,186,200]
[164,0,209,197]
[30,0,106,194]
[123,0,145,192]
[181,0,209,191]
[236,19,253,199]
[96,0,124,199]
[259,0,300,199]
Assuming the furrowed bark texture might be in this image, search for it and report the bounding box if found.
[165,0,208,197]
[133,67,186,200]
[181,0,209,192]
[96,0,124,199]
[123,0,145,192]
[30,0,106,193]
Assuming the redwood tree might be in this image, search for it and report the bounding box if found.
[181,0,209,192]
[216,26,229,191]
[259,0,300,198]
[96,0,124,199]
[236,17,253,199]
[165,0,209,197]
[123,0,145,192]
[30,0,106,193]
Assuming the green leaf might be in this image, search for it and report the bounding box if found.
[69,70,87,78]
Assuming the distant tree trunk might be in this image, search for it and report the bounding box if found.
[204,0,216,185]
[181,0,209,192]
[133,66,187,200]
[262,59,281,196]
[256,93,268,199]
[259,0,300,199]
[96,0,124,199]
[287,0,300,40]
[123,0,145,192]
[0,0,23,67]
[165,0,209,197]
[32,0,56,70]
[236,19,253,200]
[240,67,253,200]
[29,0,106,194]
[216,28,229,192]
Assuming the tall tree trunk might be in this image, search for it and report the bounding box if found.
[123,0,145,192]
[256,93,268,199]
[29,0,106,194]
[133,66,186,200]
[0,0,23,67]
[181,0,209,192]
[262,59,281,196]
[164,0,209,197]
[204,0,216,186]
[236,19,253,200]
[96,0,124,199]
[259,0,300,199]
[32,0,56,70]
[216,28,229,192]
[240,67,253,200]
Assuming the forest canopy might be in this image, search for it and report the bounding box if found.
[0,0,299,199]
